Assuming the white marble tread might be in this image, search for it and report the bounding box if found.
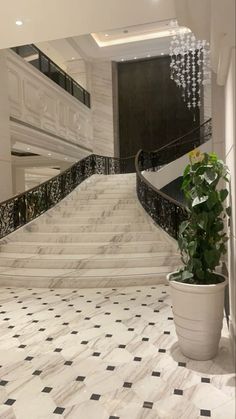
[0,174,178,288]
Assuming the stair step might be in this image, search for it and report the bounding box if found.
[0,241,175,255]
[0,272,168,288]
[0,172,179,289]
[41,216,148,224]
[0,254,180,269]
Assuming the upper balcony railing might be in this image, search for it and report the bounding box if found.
[11,44,91,108]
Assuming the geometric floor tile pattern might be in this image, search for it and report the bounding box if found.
[0,285,235,419]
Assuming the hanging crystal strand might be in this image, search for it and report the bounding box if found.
[197,41,202,107]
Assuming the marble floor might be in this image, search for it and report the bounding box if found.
[0,284,234,419]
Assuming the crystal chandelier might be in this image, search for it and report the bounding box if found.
[169,21,211,111]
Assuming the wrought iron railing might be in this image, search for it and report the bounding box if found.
[0,119,211,241]
[0,154,135,240]
[11,44,90,108]
[135,119,212,239]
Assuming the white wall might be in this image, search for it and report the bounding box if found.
[0,50,12,201]
[143,141,212,190]
[225,48,236,349]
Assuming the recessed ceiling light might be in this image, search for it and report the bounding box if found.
[15,20,23,26]
[105,33,109,37]
[71,57,75,60]
[121,58,125,61]
[64,157,68,160]
[161,53,164,55]
[147,54,151,58]
[48,153,52,156]
[134,57,137,60]
[27,147,31,151]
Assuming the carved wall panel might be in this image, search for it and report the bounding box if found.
[7,50,93,152]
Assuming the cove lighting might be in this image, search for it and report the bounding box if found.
[92,26,191,48]
[15,20,23,26]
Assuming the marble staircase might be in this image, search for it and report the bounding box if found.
[0,174,180,288]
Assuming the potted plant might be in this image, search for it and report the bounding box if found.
[167,149,231,360]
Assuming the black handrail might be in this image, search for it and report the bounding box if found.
[11,44,90,108]
[135,118,212,239]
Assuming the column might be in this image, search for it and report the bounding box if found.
[12,166,25,195]
[211,72,225,159]
[0,50,12,202]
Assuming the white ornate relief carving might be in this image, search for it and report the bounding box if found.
[7,50,93,152]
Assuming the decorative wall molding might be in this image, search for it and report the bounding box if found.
[7,50,93,156]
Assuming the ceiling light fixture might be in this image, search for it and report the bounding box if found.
[15,20,23,26]
[161,52,164,55]
[105,34,109,37]
[27,147,31,151]
[169,20,210,112]
[134,57,137,60]
[48,153,52,156]
[147,54,151,58]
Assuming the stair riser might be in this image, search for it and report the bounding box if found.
[0,256,180,269]
[0,274,167,288]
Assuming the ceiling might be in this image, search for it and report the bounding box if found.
[0,0,176,50]
[33,19,192,86]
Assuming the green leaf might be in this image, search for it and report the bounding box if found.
[197,212,208,230]
[179,220,189,235]
[192,195,208,207]
[204,169,217,184]
[204,249,220,269]
[220,189,228,202]
[181,270,194,281]
[188,241,197,256]
[207,191,218,210]
[226,207,231,216]
[183,164,190,177]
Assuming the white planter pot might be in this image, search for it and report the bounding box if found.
[167,272,228,361]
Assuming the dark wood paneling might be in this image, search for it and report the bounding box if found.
[118,56,199,158]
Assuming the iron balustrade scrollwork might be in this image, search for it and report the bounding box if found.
[136,152,188,239]
[135,118,212,239]
[0,154,135,240]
